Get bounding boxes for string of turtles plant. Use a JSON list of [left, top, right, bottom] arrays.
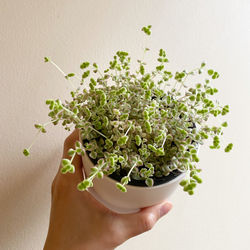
[[23, 25, 233, 195]]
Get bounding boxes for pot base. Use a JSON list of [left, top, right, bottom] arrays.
[[88, 187, 140, 214]]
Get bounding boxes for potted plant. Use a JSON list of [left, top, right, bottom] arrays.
[[23, 25, 233, 213]]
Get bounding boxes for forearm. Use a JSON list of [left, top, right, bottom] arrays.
[[44, 242, 114, 250], [44, 233, 115, 250]]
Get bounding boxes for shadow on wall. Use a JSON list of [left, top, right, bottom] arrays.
[[0, 148, 60, 248]]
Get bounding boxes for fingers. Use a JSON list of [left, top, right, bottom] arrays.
[[56, 129, 84, 185], [120, 202, 173, 238]]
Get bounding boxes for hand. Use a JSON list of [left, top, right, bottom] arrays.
[[44, 130, 172, 250]]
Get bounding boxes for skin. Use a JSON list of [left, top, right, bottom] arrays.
[[44, 130, 172, 250]]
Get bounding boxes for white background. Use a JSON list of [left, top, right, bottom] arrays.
[[1, 0, 250, 249]]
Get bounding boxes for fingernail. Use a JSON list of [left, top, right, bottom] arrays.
[[160, 203, 172, 217]]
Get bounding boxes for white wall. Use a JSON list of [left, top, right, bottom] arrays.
[[1, 0, 249, 249]]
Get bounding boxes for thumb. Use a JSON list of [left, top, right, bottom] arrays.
[[120, 202, 173, 238]]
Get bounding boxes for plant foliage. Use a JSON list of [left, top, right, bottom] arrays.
[[23, 26, 233, 195]]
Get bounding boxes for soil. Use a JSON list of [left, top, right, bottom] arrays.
[[109, 168, 182, 187]]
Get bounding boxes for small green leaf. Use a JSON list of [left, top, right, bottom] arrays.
[[145, 178, 154, 187], [82, 70, 90, 79], [143, 110, 149, 121], [90, 167, 99, 174], [80, 62, 90, 69], [117, 136, 128, 146], [118, 156, 125, 163], [201, 62, 206, 68], [65, 73, 75, 79], [166, 134, 173, 140], [34, 124, 42, 129], [141, 25, 152, 36], [140, 65, 145, 75], [68, 149, 75, 156], [221, 122, 228, 127], [121, 176, 130, 185], [77, 179, 93, 191], [193, 175, 202, 184], [89, 151, 97, 159], [148, 144, 157, 152], [68, 164, 75, 173], [180, 179, 188, 186], [109, 156, 115, 167], [156, 148, 165, 156], [73, 107, 79, 114], [61, 158, 71, 167], [190, 149, 197, 154], [135, 135, 142, 146], [75, 141, 81, 148], [97, 158, 105, 165], [97, 171, 104, 179], [120, 113, 129, 121], [189, 96, 195, 101], [116, 183, 127, 192], [145, 121, 152, 133], [41, 127, 46, 133], [224, 143, 233, 152], [23, 148, 30, 156], [208, 69, 214, 75]]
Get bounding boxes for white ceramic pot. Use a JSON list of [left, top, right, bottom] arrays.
[[81, 151, 186, 214]]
